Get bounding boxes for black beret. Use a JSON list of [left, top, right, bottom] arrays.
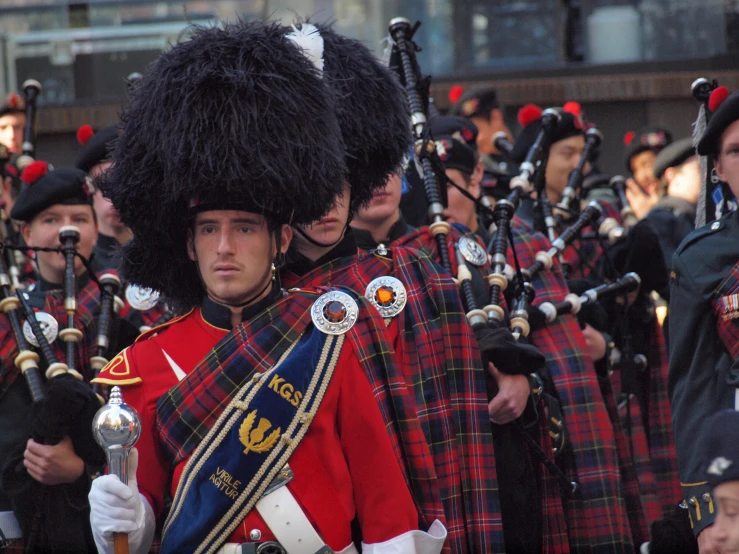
[[697, 89, 739, 156], [452, 88, 499, 119], [429, 116, 478, 148], [703, 410, 739, 488], [623, 126, 672, 172], [435, 136, 476, 175], [0, 93, 24, 118], [11, 164, 93, 222], [75, 125, 118, 174], [653, 137, 696, 179], [510, 110, 585, 165]]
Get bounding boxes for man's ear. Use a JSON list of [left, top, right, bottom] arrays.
[[20, 221, 31, 246], [186, 230, 196, 262], [280, 224, 293, 254]]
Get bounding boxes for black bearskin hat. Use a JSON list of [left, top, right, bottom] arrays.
[[100, 20, 347, 310], [287, 22, 411, 214]]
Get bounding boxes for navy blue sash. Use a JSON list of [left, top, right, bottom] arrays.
[[160, 327, 343, 554]]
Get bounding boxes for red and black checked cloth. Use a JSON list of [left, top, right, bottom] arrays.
[[712, 259, 739, 360], [509, 220, 636, 551], [283, 247, 506, 554], [0, 276, 102, 398], [394, 226, 570, 554]]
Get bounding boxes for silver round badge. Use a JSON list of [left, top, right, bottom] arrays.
[[458, 237, 487, 266], [23, 312, 59, 347], [364, 276, 407, 319], [125, 284, 161, 311], [311, 291, 359, 335]]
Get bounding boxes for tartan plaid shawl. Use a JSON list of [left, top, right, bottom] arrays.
[[559, 205, 682, 521], [0, 276, 101, 399], [283, 247, 505, 554], [393, 227, 569, 553], [508, 220, 634, 551]]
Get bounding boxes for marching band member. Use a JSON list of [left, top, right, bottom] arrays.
[[89, 20, 445, 554]]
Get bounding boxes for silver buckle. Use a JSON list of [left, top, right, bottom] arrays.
[[261, 464, 294, 498]]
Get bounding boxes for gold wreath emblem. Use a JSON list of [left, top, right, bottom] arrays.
[[239, 410, 281, 456]]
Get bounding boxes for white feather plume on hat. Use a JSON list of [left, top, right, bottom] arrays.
[[286, 23, 324, 75]]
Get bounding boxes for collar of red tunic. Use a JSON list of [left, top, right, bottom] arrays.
[[199, 283, 282, 331]]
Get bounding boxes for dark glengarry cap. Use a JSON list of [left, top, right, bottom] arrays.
[[653, 137, 696, 179], [703, 410, 739, 488], [10, 162, 93, 222], [623, 125, 673, 172], [697, 89, 739, 156], [295, 22, 411, 213], [452, 87, 500, 120], [509, 103, 586, 165], [0, 93, 24, 118], [75, 125, 119, 174], [101, 20, 347, 310], [429, 115, 478, 148], [435, 136, 476, 176]]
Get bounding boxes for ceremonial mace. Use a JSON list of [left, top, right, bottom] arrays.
[[92, 386, 142, 554]]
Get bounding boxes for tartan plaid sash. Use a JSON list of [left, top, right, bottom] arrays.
[[284, 246, 505, 554], [713, 260, 739, 360], [155, 292, 316, 465], [160, 326, 340, 554]]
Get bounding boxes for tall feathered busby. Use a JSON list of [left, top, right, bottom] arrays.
[[100, 20, 347, 310], [287, 21, 411, 214]]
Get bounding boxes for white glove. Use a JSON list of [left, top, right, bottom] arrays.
[[89, 448, 155, 554]]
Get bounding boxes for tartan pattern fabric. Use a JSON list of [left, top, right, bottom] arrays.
[[713, 260, 739, 360], [283, 246, 505, 554], [283, 247, 504, 553], [0, 276, 101, 399], [398, 225, 571, 553], [509, 220, 634, 551], [394, 227, 570, 553]]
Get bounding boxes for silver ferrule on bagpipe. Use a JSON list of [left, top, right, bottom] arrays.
[[554, 127, 603, 223], [389, 17, 454, 275], [90, 273, 124, 375], [492, 131, 514, 160], [0, 248, 46, 402], [15, 79, 42, 171], [58, 225, 83, 374], [453, 244, 488, 329], [609, 175, 639, 229], [486, 109, 563, 329], [538, 271, 641, 324], [523, 201, 603, 282]]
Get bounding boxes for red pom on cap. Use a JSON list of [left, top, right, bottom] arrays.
[[623, 131, 636, 146], [7, 93, 20, 109], [76, 124, 94, 146], [708, 86, 730, 113], [448, 85, 465, 105], [563, 101, 582, 117], [21, 161, 49, 185], [5, 164, 18, 177], [518, 104, 543, 128]]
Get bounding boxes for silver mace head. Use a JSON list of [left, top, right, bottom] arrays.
[[92, 386, 141, 485]]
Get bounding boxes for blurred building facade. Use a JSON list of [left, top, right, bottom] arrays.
[[1, 0, 737, 175]]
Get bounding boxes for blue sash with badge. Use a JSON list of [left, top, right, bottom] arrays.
[[160, 326, 344, 554]]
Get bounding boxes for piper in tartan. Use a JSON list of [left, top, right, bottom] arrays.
[[88, 20, 446, 554], [669, 88, 739, 553]]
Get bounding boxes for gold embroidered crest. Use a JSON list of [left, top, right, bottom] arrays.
[[239, 410, 281, 456]]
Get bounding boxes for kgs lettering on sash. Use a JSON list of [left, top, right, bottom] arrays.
[[268, 374, 303, 406]]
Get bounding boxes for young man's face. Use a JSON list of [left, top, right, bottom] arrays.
[[714, 480, 739, 553], [716, 119, 739, 201], [353, 173, 402, 226], [471, 109, 505, 156], [188, 210, 291, 307], [293, 184, 351, 256], [545, 135, 585, 204], [22, 204, 98, 283], [630, 150, 659, 191], [665, 157, 701, 205], [443, 168, 480, 233], [0, 113, 25, 154]]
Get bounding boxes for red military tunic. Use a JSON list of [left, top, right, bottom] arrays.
[[94, 299, 421, 551]]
